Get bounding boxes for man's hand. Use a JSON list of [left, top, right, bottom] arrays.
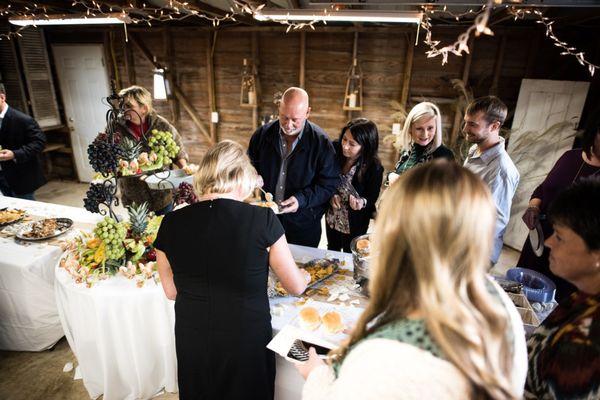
[[0, 149, 15, 161], [294, 347, 327, 380], [522, 206, 540, 230], [330, 194, 341, 209], [279, 196, 299, 213], [349, 194, 365, 211]]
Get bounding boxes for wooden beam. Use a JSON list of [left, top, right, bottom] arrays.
[[251, 31, 260, 131], [129, 32, 214, 145], [206, 31, 218, 142], [123, 35, 136, 86], [163, 26, 179, 123], [490, 34, 507, 96], [400, 31, 415, 109], [299, 31, 306, 88], [450, 39, 474, 146], [525, 30, 542, 78]]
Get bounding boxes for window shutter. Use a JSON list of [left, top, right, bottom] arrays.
[[18, 28, 62, 130], [0, 28, 29, 114]]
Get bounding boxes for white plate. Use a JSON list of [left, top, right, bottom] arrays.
[[529, 223, 545, 257], [144, 169, 193, 190]]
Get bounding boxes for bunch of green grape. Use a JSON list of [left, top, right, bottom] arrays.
[[94, 217, 127, 260], [148, 129, 179, 167]]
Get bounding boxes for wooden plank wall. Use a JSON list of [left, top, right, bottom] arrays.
[[45, 24, 598, 171]]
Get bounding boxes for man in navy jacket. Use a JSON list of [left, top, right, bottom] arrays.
[[248, 87, 339, 247], [0, 84, 47, 199]]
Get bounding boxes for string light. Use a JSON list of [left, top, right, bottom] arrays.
[[0, 0, 258, 40], [419, 0, 495, 65], [509, 7, 598, 76]]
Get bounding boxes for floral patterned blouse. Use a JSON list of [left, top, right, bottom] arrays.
[[326, 165, 357, 234], [525, 290, 600, 399]]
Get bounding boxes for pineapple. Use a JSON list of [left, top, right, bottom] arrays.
[[128, 202, 149, 239], [120, 137, 142, 162]]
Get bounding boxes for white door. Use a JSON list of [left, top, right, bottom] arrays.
[[52, 45, 110, 182], [504, 79, 589, 250]]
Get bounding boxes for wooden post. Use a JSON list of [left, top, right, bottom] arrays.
[[124, 34, 136, 86], [129, 32, 214, 145], [299, 31, 306, 88], [450, 39, 474, 146], [400, 32, 415, 109], [347, 31, 359, 121], [164, 26, 179, 123], [251, 31, 260, 131], [206, 31, 218, 142], [490, 34, 507, 96]]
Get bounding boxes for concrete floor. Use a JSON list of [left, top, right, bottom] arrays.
[[0, 179, 521, 399]]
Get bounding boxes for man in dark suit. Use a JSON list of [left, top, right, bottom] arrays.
[[248, 87, 340, 247], [0, 83, 47, 200]]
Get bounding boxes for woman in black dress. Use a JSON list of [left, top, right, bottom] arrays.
[[326, 118, 384, 252], [155, 140, 310, 400]]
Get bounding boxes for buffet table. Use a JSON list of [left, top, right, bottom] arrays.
[[55, 243, 357, 400], [0, 196, 100, 351]]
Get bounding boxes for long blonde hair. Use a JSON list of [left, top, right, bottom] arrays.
[[398, 101, 443, 153], [193, 140, 258, 199], [332, 161, 517, 399]]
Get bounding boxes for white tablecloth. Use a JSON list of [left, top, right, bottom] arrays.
[[55, 268, 178, 400], [0, 196, 100, 351], [55, 243, 352, 400]]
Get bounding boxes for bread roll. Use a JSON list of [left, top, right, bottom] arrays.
[[322, 311, 344, 334], [298, 307, 321, 331]]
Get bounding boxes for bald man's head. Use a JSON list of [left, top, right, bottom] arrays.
[[279, 87, 311, 136]]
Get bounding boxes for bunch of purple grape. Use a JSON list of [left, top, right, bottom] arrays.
[[87, 134, 125, 175], [83, 182, 114, 213], [174, 182, 198, 205]]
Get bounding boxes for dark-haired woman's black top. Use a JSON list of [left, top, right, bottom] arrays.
[[332, 141, 384, 237], [154, 199, 284, 400]]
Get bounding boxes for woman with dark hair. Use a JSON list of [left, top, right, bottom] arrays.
[[326, 118, 384, 252], [518, 112, 600, 302], [525, 177, 600, 399]]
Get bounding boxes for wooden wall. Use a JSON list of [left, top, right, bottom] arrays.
[[41, 23, 600, 172]]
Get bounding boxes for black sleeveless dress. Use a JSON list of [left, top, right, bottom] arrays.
[[154, 199, 284, 400]]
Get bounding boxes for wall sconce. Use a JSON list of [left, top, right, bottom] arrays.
[[240, 58, 257, 108], [153, 68, 167, 100], [343, 58, 363, 111]]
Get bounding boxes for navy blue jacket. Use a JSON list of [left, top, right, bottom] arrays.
[[0, 106, 47, 195], [248, 120, 340, 232]]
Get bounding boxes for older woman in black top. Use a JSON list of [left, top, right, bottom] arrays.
[[326, 118, 384, 253], [155, 140, 310, 400]]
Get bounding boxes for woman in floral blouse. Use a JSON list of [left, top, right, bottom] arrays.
[[326, 118, 383, 252], [525, 177, 600, 399]]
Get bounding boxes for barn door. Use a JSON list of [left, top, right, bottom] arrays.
[[504, 79, 589, 250]]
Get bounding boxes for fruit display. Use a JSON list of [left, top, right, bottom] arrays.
[[87, 135, 126, 175], [60, 202, 164, 287], [147, 129, 180, 168], [83, 182, 115, 214], [174, 182, 198, 206]]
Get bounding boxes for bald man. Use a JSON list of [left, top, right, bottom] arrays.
[[248, 87, 340, 247]]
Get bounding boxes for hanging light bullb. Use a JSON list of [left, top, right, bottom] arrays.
[[240, 58, 257, 107], [343, 58, 363, 111]]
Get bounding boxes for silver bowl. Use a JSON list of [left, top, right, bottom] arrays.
[[350, 234, 372, 286]]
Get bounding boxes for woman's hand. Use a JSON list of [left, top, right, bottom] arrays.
[[295, 347, 327, 380], [387, 172, 400, 186], [522, 206, 540, 230], [330, 194, 342, 209], [348, 195, 365, 211]]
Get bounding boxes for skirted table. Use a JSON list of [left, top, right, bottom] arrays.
[[0, 197, 100, 351]]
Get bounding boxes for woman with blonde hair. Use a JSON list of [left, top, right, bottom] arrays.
[[116, 85, 188, 215], [155, 140, 310, 400], [387, 102, 454, 185], [297, 161, 527, 400]]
